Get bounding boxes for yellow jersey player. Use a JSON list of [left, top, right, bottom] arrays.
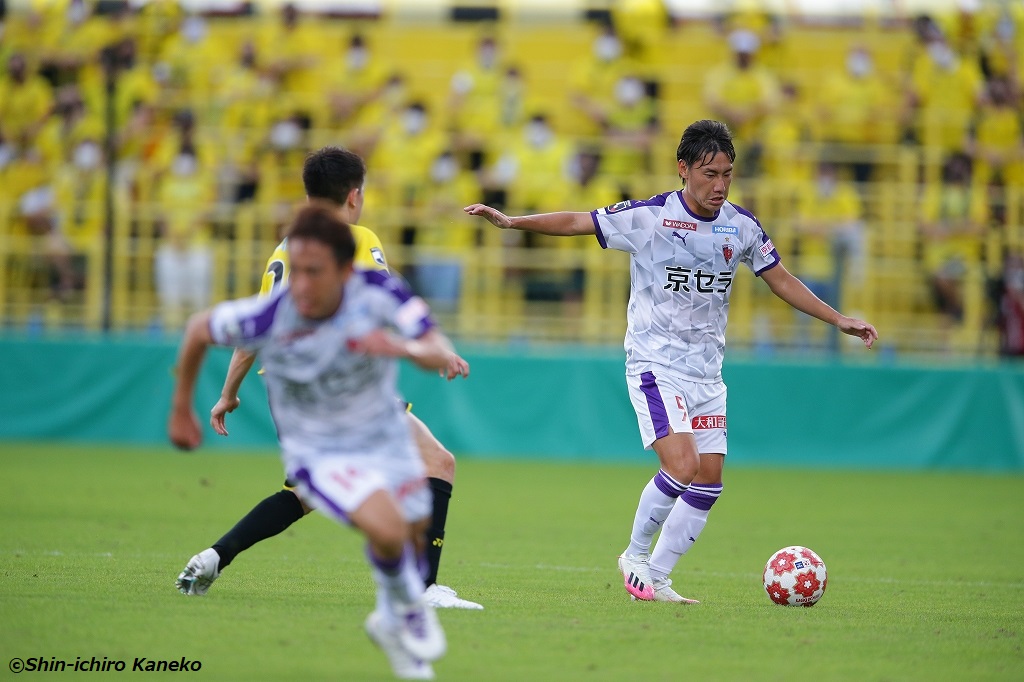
[[175, 146, 483, 610], [259, 223, 388, 296]]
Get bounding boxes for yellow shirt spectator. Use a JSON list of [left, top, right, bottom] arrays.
[[702, 32, 781, 144], [796, 172, 863, 282], [919, 158, 986, 276], [972, 78, 1023, 187], [911, 42, 983, 153], [0, 55, 54, 144]]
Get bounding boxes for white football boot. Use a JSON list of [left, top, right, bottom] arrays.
[[365, 611, 435, 680], [175, 548, 221, 596], [396, 599, 446, 662], [423, 584, 484, 610], [617, 553, 655, 600], [651, 577, 700, 604]]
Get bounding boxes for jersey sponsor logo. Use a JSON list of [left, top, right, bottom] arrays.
[[279, 328, 316, 344], [663, 219, 697, 231], [722, 244, 734, 263], [370, 247, 387, 267], [759, 239, 776, 259], [604, 200, 632, 214], [663, 267, 734, 294], [712, 224, 738, 234], [691, 415, 727, 429]]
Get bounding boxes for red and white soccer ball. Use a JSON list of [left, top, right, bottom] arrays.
[[763, 546, 828, 607]]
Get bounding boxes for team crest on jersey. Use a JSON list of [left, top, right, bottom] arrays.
[[605, 200, 632, 214], [722, 244, 734, 263], [663, 219, 697, 231], [370, 247, 387, 267]]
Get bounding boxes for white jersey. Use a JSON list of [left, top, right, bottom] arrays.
[[208, 269, 434, 466], [591, 190, 780, 382]]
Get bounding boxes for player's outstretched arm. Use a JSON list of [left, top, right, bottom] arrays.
[[761, 263, 878, 349], [169, 310, 214, 451], [349, 328, 470, 379], [463, 204, 595, 237], [210, 348, 256, 436]]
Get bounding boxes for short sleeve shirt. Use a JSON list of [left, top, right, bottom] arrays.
[[591, 190, 780, 381], [209, 270, 434, 461]]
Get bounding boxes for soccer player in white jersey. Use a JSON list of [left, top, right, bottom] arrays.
[[465, 119, 878, 603], [169, 203, 468, 679], [176, 147, 482, 611]]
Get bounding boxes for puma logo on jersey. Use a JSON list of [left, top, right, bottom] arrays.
[[672, 231, 688, 245]]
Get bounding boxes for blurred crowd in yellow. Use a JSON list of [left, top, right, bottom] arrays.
[[0, 0, 1023, 356]]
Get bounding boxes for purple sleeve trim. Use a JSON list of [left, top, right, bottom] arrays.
[[413, 316, 437, 339], [362, 269, 414, 305], [247, 294, 284, 340], [731, 202, 763, 228], [591, 210, 608, 249], [755, 259, 781, 277], [633, 190, 672, 208]]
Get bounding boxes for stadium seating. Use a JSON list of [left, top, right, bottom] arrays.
[[0, 3, 1020, 357]]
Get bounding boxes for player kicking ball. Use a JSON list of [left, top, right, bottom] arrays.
[[465, 119, 877, 604], [169, 204, 467, 679]]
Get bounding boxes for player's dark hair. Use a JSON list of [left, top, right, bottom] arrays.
[[302, 146, 366, 206], [676, 120, 736, 169], [287, 202, 357, 267]]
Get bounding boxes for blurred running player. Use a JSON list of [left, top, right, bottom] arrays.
[[169, 203, 465, 678], [176, 146, 482, 610]]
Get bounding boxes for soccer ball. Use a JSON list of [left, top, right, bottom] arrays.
[[763, 546, 827, 606]]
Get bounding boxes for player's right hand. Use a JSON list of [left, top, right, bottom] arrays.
[[169, 407, 203, 451], [441, 353, 470, 381], [210, 396, 241, 436], [463, 203, 513, 229]]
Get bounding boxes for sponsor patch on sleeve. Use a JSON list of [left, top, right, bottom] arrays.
[[604, 200, 632, 214], [370, 247, 387, 268], [759, 239, 776, 259]]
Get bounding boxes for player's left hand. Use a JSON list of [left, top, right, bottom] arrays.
[[169, 407, 203, 451], [837, 316, 878, 349], [441, 353, 470, 380]]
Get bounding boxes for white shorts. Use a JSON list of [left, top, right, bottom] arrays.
[[286, 454, 432, 526], [626, 371, 728, 455]]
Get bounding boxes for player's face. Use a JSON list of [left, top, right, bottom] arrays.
[[679, 152, 733, 217], [288, 238, 354, 320]]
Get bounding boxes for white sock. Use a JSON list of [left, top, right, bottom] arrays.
[[649, 483, 722, 580], [368, 544, 423, 624], [624, 470, 688, 556]]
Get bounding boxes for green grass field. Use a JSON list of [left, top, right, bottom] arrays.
[[2, 443, 1022, 681]]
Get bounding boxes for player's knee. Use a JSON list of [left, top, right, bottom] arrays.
[[661, 449, 699, 484], [423, 443, 455, 481], [287, 488, 315, 515]]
